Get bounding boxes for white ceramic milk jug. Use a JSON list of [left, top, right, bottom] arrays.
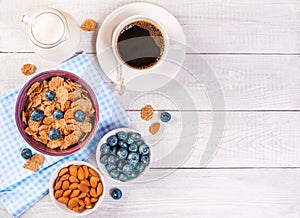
[[21, 8, 81, 62]]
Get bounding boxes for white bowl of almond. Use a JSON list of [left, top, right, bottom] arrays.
[[49, 161, 105, 216]]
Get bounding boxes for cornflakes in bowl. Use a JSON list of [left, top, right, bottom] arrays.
[[15, 70, 99, 156]]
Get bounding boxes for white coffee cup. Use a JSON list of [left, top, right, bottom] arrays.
[[111, 15, 169, 72]]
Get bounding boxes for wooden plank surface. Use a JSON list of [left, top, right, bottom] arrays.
[[2, 53, 300, 110], [1, 0, 300, 53], [1, 169, 300, 218]]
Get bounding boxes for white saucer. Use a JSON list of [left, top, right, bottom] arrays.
[[96, 3, 186, 91]]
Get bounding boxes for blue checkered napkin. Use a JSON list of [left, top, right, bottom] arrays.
[[0, 53, 131, 217]]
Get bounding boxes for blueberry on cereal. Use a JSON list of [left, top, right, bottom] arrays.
[[48, 129, 61, 140], [74, 110, 86, 122], [30, 109, 44, 122], [45, 90, 55, 101], [53, 109, 64, 120]]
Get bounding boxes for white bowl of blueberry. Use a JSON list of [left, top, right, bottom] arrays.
[[96, 128, 151, 182]]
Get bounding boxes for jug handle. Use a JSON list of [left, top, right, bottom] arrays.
[[20, 15, 30, 25]]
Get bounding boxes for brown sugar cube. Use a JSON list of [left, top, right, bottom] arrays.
[[81, 19, 97, 31], [21, 64, 36, 75]]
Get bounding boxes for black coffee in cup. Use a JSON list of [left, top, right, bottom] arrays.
[[116, 20, 165, 69]]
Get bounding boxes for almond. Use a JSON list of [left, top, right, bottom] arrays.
[[69, 183, 78, 190], [63, 190, 72, 197], [90, 188, 98, 198], [78, 199, 85, 207], [82, 165, 89, 179], [69, 176, 79, 183], [70, 189, 80, 198], [84, 197, 92, 208], [90, 176, 98, 188], [60, 174, 70, 181], [54, 180, 62, 190], [62, 181, 70, 190], [69, 165, 77, 177], [71, 206, 79, 212], [78, 192, 87, 199], [81, 180, 91, 187], [78, 184, 89, 193], [58, 197, 69, 204], [96, 182, 103, 196], [68, 197, 79, 209], [54, 189, 63, 199], [58, 167, 69, 177], [78, 167, 85, 181], [91, 197, 98, 203], [88, 168, 99, 177]]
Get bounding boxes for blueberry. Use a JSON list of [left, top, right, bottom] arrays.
[[105, 164, 116, 172], [108, 155, 119, 165], [110, 169, 120, 179], [118, 141, 128, 149], [118, 160, 126, 169], [139, 144, 150, 156], [111, 188, 122, 200], [122, 164, 133, 176], [117, 148, 128, 160], [127, 170, 137, 179], [119, 173, 128, 182], [30, 109, 44, 122], [100, 143, 110, 154], [74, 110, 86, 122], [45, 90, 55, 101], [136, 162, 145, 173], [126, 137, 134, 145], [48, 129, 61, 140], [117, 131, 128, 141], [141, 155, 150, 165], [53, 109, 64, 120], [100, 155, 108, 165], [128, 144, 138, 152], [160, 112, 171, 123], [129, 132, 141, 141], [21, 148, 32, 159], [110, 147, 118, 155], [107, 135, 118, 146], [127, 152, 140, 166]]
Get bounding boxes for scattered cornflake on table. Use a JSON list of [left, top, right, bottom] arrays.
[[81, 19, 97, 31], [149, 122, 160, 135], [23, 154, 45, 172], [21, 63, 36, 76], [141, 105, 154, 121]]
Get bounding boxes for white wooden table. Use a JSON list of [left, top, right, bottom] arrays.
[[2, 0, 300, 217]]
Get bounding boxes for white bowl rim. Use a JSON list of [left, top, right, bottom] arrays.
[[49, 160, 105, 216], [96, 127, 152, 183]]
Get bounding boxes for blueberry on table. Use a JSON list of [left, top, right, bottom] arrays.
[[74, 110, 86, 122], [139, 144, 150, 156], [160, 112, 171, 123], [48, 129, 61, 140], [100, 143, 110, 154], [111, 188, 122, 200], [21, 148, 32, 159], [117, 131, 128, 141], [30, 109, 44, 122], [107, 135, 118, 146], [53, 109, 64, 120], [45, 90, 55, 101], [129, 132, 141, 142], [128, 144, 138, 152]]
